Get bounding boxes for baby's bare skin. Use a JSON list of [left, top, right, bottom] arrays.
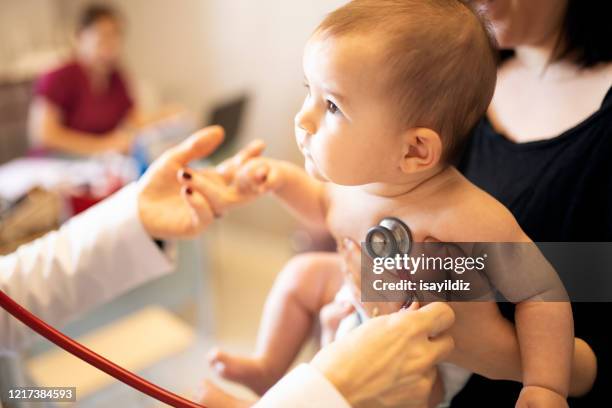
[[330, 167, 593, 397], [189, 158, 592, 406], [328, 168, 522, 374]]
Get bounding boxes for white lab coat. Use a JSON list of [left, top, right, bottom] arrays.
[[0, 184, 350, 408]]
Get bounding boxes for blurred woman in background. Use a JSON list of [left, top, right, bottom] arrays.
[[28, 4, 166, 156]]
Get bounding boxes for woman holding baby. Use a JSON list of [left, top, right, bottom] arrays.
[[454, 0, 612, 406]]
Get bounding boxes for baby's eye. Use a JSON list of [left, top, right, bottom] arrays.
[[326, 100, 340, 115]]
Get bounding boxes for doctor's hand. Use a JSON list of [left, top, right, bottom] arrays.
[[177, 140, 268, 217], [311, 302, 455, 408], [137, 126, 227, 239]]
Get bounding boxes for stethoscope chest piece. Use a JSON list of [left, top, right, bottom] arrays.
[[365, 217, 413, 259]]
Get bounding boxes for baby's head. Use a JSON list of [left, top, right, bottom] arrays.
[[295, 0, 497, 186]]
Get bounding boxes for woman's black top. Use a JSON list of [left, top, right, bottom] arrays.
[[452, 85, 612, 407]]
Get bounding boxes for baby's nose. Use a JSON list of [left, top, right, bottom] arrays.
[[294, 110, 316, 136]]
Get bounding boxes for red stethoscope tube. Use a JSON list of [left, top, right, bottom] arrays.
[[0, 290, 205, 408]]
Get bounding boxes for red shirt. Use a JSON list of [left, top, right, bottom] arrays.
[[34, 61, 133, 135]]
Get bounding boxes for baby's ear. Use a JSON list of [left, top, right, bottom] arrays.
[[399, 127, 442, 174]]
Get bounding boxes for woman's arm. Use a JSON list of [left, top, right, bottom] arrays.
[[122, 105, 188, 130], [0, 184, 173, 350], [28, 98, 134, 155]]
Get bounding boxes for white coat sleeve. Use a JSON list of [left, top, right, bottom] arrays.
[[254, 364, 351, 408], [0, 183, 174, 351]]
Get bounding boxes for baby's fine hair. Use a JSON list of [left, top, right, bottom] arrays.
[[317, 0, 498, 162]]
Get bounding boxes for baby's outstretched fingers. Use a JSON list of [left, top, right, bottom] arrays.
[[235, 158, 275, 194], [216, 139, 266, 182]]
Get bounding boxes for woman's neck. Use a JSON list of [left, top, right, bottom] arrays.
[[512, 27, 577, 80], [76, 55, 112, 91]]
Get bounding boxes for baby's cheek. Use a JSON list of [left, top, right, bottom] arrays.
[[315, 137, 362, 185]]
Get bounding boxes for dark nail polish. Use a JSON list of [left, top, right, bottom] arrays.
[[182, 170, 192, 180], [186, 187, 193, 195]]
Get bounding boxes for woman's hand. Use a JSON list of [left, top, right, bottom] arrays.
[[311, 302, 455, 408], [137, 126, 226, 239], [104, 129, 135, 154]]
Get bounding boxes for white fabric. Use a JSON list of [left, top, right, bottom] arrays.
[[437, 362, 472, 407], [255, 364, 351, 408], [0, 183, 174, 351], [0, 184, 354, 406]]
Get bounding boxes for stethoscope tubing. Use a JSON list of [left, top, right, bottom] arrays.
[[1, 216, 414, 407], [0, 290, 205, 408]]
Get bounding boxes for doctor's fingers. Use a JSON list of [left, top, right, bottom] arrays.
[[216, 139, 266, 182], [181, 186, 216, 233], [374, 368, 436, 408], [412, 302, 456, 338], [424, 333, 455, 367], [168, 126, 225, 165], [180, 171, 241, 217]]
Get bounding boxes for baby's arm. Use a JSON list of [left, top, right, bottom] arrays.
[[514, 301, 573, 402], [493, 229, 573, 400], [235, 157, 328, 228], [465, 213, 574, 402], [177, 142, 328, 225], [437, 196, 575, 403]]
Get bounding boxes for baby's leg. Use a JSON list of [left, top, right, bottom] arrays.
[[445, 302, 597, 397], [197, 380, 254, 408], [209, 252, 344, 395]]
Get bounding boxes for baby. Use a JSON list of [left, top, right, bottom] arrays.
[[182, 1, 596, 406]]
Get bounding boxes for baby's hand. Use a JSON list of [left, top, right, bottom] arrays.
[[235, 157, 286, 196], [216, 139, 266, 183], [319, 300, 355, 347], [177, 139, 267, 217], [516, 386, 568, 408]]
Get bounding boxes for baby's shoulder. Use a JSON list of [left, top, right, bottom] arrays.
[[433, 179, 529, 243]]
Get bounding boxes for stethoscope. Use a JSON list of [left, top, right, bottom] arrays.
[[0, 217, 415, 407], [364, 217, 418, 309], [365, 217, 413, 260], [0, 291, 204, 408]]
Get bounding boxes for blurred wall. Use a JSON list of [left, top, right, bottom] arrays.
[[60, 0, 346, 153], [203, 0, 347, 159], [0, 0, 66, 79]]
